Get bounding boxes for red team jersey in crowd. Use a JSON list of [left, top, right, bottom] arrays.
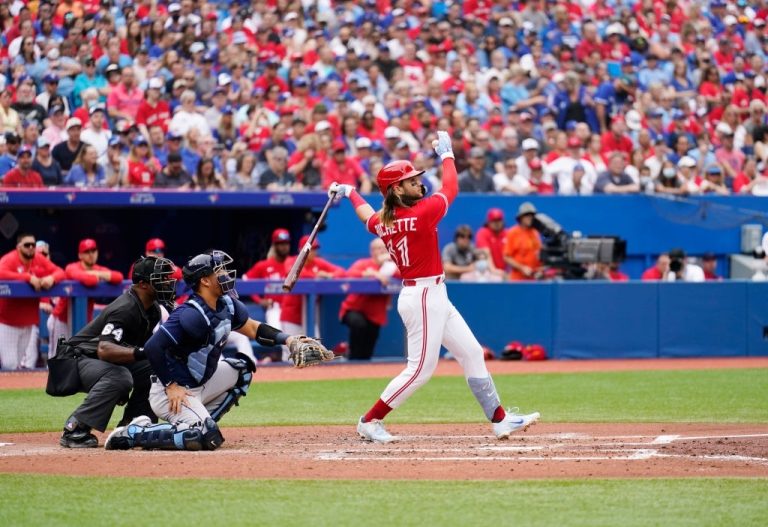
[[366, 193, 449, 280], [339, 257, 399, 327], [0, 250, 65, 326], [52, 262, 124, 323], [242, 256, 289, 304], [279, 256, 345, 325], [475, 226, 507, 271], [135, 99, 171, 132]]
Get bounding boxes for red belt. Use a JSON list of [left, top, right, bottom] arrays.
[[402, 276, 444, 287]]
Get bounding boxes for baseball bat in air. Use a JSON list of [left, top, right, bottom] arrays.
[[282, 190, 338, 292]]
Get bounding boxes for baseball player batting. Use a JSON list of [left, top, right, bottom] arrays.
[[329, 131, 540, 443]]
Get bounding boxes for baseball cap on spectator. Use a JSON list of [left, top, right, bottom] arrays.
[[488, 115, 504, 126], [299, 235, 320, 250], [706, 165, 722, 175], [567, 136, 581, 148], [173, 80, 187, 90], [166, 130, 182, 141], [469, 146, 485, 158], [37, 137, 50, 148], [486, 208, 504, 222], [565, 120, 579, 131], [5, 132, 20, 143], [293, 76, 309, 87], [78, 239, 98, 253], [395, 140, 409, 150], [647, 108, 664, 119], [133, 136, 148, 146], [43, 73, 59, 84], [272, 228, 291, 244], [606, 23, 625, 37], [314, 120, 331, 132], [724, 15, 738, 26], [89, 104, 106, 115], [218, 73, 232, 86], [516, 202, 538, 219], [542, 121, 557, 132], [529, 158, 543, 170], [552, 72, 566, 84], [145, 238, 165, 253], [678, 156, 697, 168], [702, 252, 717, 262], [384, 126, 401, 139], [715, 122, 734, 136], [332, 140, 346, 152], [17, 145, 33, 157], [221, 105, 234, 115], [520, 111, 534, 122], [105, 63, 121, 75], [66, 118, 82, 130], [48, 104, 65, 116], [355, 137, 372, 149], [285, 12, 298, 22], [671, 109, 686, 120], [522, 138, 539, 151], [189, 42, 205, 54], [202, 51, 216, 63], [167, 152, 182, 163], [499, 17, 513, 27], [108, 136, 122, 147], [168, 3, 181, 13], [148, 77, 164, 90]]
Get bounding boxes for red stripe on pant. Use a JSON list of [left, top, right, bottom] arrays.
[[385, 287, 429, 406]]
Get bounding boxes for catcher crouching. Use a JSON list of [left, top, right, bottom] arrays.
[[105, 250, 334, 451]]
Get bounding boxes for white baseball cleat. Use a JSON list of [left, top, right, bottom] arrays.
[[357, 417, 396, 443], [493, 410, 540, 439]]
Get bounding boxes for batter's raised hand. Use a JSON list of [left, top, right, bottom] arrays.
[[432, 130, 454, 160]]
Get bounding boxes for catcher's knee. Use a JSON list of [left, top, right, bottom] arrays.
[[210, 353, 255, 422]]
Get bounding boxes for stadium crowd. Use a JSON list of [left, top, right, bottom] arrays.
[[0, 1, 766, 194]]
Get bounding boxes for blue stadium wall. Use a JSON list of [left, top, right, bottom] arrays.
[[2, 191, 767, 359]]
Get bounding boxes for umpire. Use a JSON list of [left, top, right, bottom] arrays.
[[56, 256, 177, 448]]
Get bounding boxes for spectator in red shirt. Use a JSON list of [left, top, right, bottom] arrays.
[[641, 253, 670, 281], [242, 228, 292, 328], [321, 140, 372, 192], [2, 146, 43, 187], [47, 238, 124, 357], [340, 238, 399, 361], [136, 77, 171, 139], [125, 136, 160, 187], [279, 235, 344, 361], [701, 253, 722, 281], [0, 232, 65, 369], [475, 208, 508, 272], [600, 116, 633, 158]]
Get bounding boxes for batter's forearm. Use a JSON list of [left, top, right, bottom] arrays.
[[350, 189, 375, 224], [441, 158, 458, 203]]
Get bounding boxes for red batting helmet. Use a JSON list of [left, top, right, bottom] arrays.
[[482, 346, 496, 360], [523, 344, 548, 361], [376, 160, 424, 196], [501, 341, 524, 361]]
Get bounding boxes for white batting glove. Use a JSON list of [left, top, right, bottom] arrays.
[[431, 130, 454, 160], [328, 182, 354, 198]]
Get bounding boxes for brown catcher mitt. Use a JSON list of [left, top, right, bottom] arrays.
[[288, 336, 335, 368]]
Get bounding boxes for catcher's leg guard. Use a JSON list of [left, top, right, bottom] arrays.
[[209, 354, 254, 423], [131, 422, 207, 451], [201, 418, 224, 450]]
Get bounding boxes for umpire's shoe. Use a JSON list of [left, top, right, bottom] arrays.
[[60, 416, 98, 448]]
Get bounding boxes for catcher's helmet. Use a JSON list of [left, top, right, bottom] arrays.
[[183, 250, 238, 297], [131, 256, 177, 308], [376, 160, 424, 196]]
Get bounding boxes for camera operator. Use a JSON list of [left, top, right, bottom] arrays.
[[665, 248, 705, 282]]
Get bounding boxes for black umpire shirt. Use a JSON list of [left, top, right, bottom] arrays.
[[67, 288, 161, 358]]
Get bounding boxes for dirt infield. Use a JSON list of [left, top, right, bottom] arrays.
[[1, 358, 767, 480], [1, 423, 766, 480]]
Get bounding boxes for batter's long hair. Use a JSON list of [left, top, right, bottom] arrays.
[[378, 186, 405, 228]]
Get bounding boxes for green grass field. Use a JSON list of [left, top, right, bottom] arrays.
[[1, 368, 767, 526]]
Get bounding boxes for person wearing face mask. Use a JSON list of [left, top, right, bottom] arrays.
[[459, 252, 503, 283], [654, 160, 686, 195]]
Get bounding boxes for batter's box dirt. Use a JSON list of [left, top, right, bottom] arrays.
[[1, 423, 767, 480]]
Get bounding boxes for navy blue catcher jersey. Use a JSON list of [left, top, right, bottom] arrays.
[[147, 293, 249, 388]]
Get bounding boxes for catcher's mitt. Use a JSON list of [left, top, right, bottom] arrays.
[[288, 336, 335, 368]]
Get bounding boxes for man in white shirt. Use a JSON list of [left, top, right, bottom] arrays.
[[545, 136, 597, 195], [80, 105, 111, 166], [665, 248, 705, 282]]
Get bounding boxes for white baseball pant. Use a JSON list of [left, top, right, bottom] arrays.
[[380, 277, 489, 409], [46, 314, 71, 359], [0, 322, 36, 370], [149, 360, 239, 427]]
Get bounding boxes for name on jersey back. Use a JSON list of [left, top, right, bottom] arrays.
[[374, 217, 418, 238]]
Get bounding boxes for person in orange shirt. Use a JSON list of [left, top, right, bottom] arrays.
[[502, 202, 542, 281], [47, 239, 124, 358]]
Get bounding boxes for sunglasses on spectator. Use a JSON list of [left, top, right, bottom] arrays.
[[457, 234, 472, 239], [21, 242, 35, 248]]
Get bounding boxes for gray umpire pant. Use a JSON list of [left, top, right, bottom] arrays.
[[71, 357, 155, 432]]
